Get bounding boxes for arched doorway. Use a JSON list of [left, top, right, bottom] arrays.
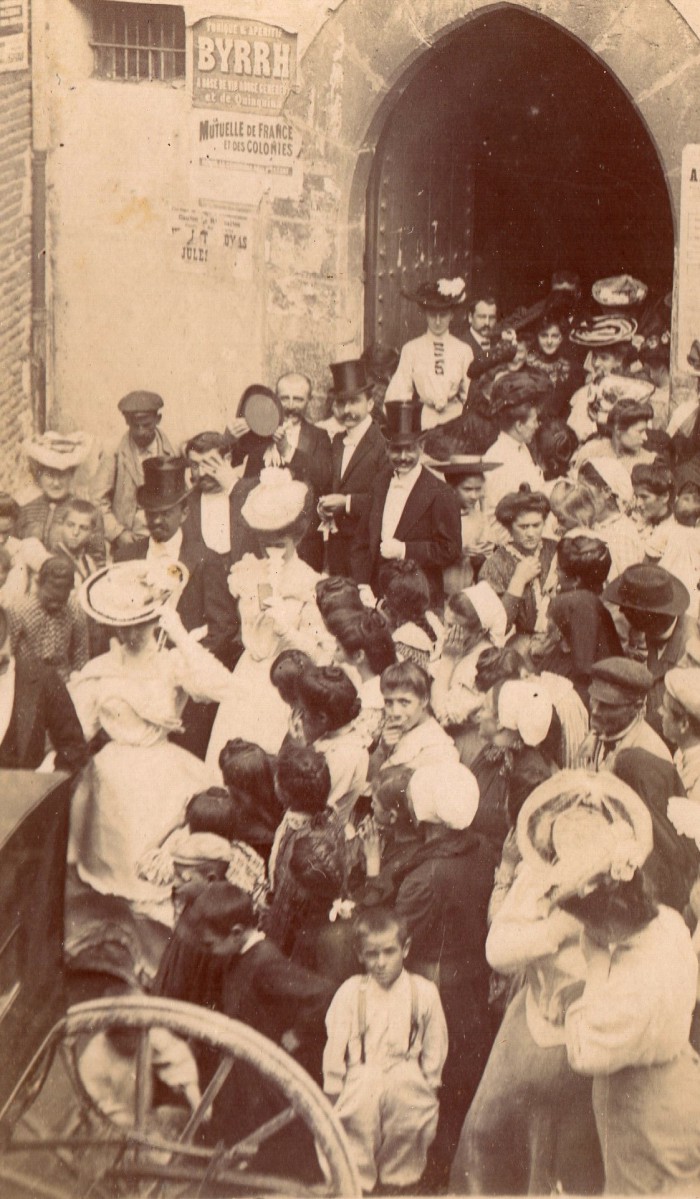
[[364, 5, 674, 351]]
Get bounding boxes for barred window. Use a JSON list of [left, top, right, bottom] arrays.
[[91, 2, 185, 81]]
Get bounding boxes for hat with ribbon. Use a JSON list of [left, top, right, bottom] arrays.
[[570, 314, 637, 347], [240, 466, 309, 532], [426, 454, 500, 478], [23, 430, 93, 472], [603, 563, 689, 617], [136, 456, 189, 511], [408, 762, 480, 829], [382, 401, 424, 444], [329, 359, 374, 400], [516, 769, 653, 903], [79, 559, 189, 627], [402, 277, 467, 310], [591, 275, 648, 308]]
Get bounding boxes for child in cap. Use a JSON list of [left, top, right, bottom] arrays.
[[323, 906, 447, 1193], [384, 278, 472, 428]]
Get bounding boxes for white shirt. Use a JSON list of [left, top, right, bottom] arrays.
[[0, 658, 16, 748], [385, 331, 473, 415], [340, 414, 373, 478], [200, 489, 232, 555], [147, 527, 183, 561], [263, 419, 302, 468], [483, 432, 546, 537], [381, 463, 422, 541]]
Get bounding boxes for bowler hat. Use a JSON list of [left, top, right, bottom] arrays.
[[402, 278, 466, 310], [329, 360, 373, 400], [136, 457, 189, 511], [118, 391, 164, 415], [589, 657, 654, 705], [603, 564, 689, 617], [382, 401, 424, 444]]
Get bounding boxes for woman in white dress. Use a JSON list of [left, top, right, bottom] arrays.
[[206, 468, 327, 767], [68, 560, 231, 927]]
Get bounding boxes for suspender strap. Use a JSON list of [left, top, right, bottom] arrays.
[[358, 976, 368, 1064], [406, 973, 420, 1059]]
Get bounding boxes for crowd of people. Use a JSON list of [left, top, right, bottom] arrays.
[[5, 268, 700, 1194]]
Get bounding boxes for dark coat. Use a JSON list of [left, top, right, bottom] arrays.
[[326, 422, 388, 577], [643, 614, 695, 741], [234, 420, 332, 500], [114, 526, 240, 668], [223, 937, 332, 1049], [0, 647, 87, 773], [351, 465, 461, 602]]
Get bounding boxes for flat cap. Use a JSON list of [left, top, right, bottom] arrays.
[[118, 391, 164, 414], [589, 657, 653, 704], [665, 667, 700, 722]]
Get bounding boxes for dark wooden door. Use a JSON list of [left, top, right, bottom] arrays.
[[365, 66, 474, 354]]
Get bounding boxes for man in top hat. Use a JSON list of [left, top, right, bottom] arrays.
[[351, 402, 461, 603], [113, 458, 239, 669], [481, 372, 549, 537], [318, 359, 388, 579], [18, 431, 104, 559], [385, 278, 473, 428], [577, 656, 672, 772], [603, 564, 693, 740], [91, 390, 174, 552], [114, 459, 240, 760]]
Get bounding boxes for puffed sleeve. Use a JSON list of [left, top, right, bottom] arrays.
[[486, 866, 581, 974]]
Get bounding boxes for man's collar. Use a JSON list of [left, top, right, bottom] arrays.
[[390, 462, 422, 488], [148, 526, 183, 558], [343, 414, 372, 444]]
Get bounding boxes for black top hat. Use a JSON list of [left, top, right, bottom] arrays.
[[329, 360, 373, 400], [382, 401, 424, 444], [136, 457, 189, 511]]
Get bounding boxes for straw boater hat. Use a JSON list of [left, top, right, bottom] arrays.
[[591, 275, 648, 308], [427, 454, 500, 478], [516, 769, 653, 903], [79, 559, 188, 627], [569, 314, 637, 347], [23, 430, 93, 472], [240, 466, 308, 532], [402, 277, 467, 310]]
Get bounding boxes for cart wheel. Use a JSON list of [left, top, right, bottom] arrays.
[[0, 996, 361, 1198]]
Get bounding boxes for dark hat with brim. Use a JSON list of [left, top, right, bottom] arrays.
[[382, 401, 425, 444], [602, 564, 689, 617], [136, 456, 190, 511], [427, 455, 500, 477], [402, 279, 466, 310], [329, 359, 374, 400]]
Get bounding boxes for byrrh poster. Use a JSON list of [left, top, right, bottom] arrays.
[[192, 16, 297, 113]]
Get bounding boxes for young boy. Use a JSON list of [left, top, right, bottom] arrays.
[[51, 497, 102, 584], [323, 906, 448, 1193]]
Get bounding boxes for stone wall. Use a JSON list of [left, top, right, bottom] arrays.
[[0, 52, 33, 490], [46, 0, 700, 440]]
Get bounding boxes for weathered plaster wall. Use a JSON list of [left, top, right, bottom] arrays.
[[47, 0, 700, 443]]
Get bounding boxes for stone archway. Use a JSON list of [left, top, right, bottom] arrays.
[[278, 0, 700, 390]]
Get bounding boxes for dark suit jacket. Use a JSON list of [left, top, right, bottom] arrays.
[[326, 422, 388, 577], [0, 648, 87, 773], [181, 479, 258, 569], [233, 420, 332, 497], [223, 938, 332, 1052], [351, 465, 461, 601], [114, 528, 240, 669]]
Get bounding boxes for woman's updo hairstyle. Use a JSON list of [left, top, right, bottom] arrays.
[[296, 664, 361, 733], [494, 484, 550, 530], [557, 535, 612, 593]]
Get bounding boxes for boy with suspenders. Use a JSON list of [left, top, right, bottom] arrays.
[[323, 907, 448, 1192]]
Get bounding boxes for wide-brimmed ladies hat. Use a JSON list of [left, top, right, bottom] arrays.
[[23, 430, 93, 471], [602, 563, 690, 617], [402, 277, 467, 310], [516, 769, 653, 902], [426, 454, 500, 476], [79, 559, 189, 627], [569, 314, 637, 346], [591, 275, 648, 307], [240, 466, 309, 532]]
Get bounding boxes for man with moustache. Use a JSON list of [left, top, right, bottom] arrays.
[[351, 401, 461, 603], [183, 430, 256, 567]]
